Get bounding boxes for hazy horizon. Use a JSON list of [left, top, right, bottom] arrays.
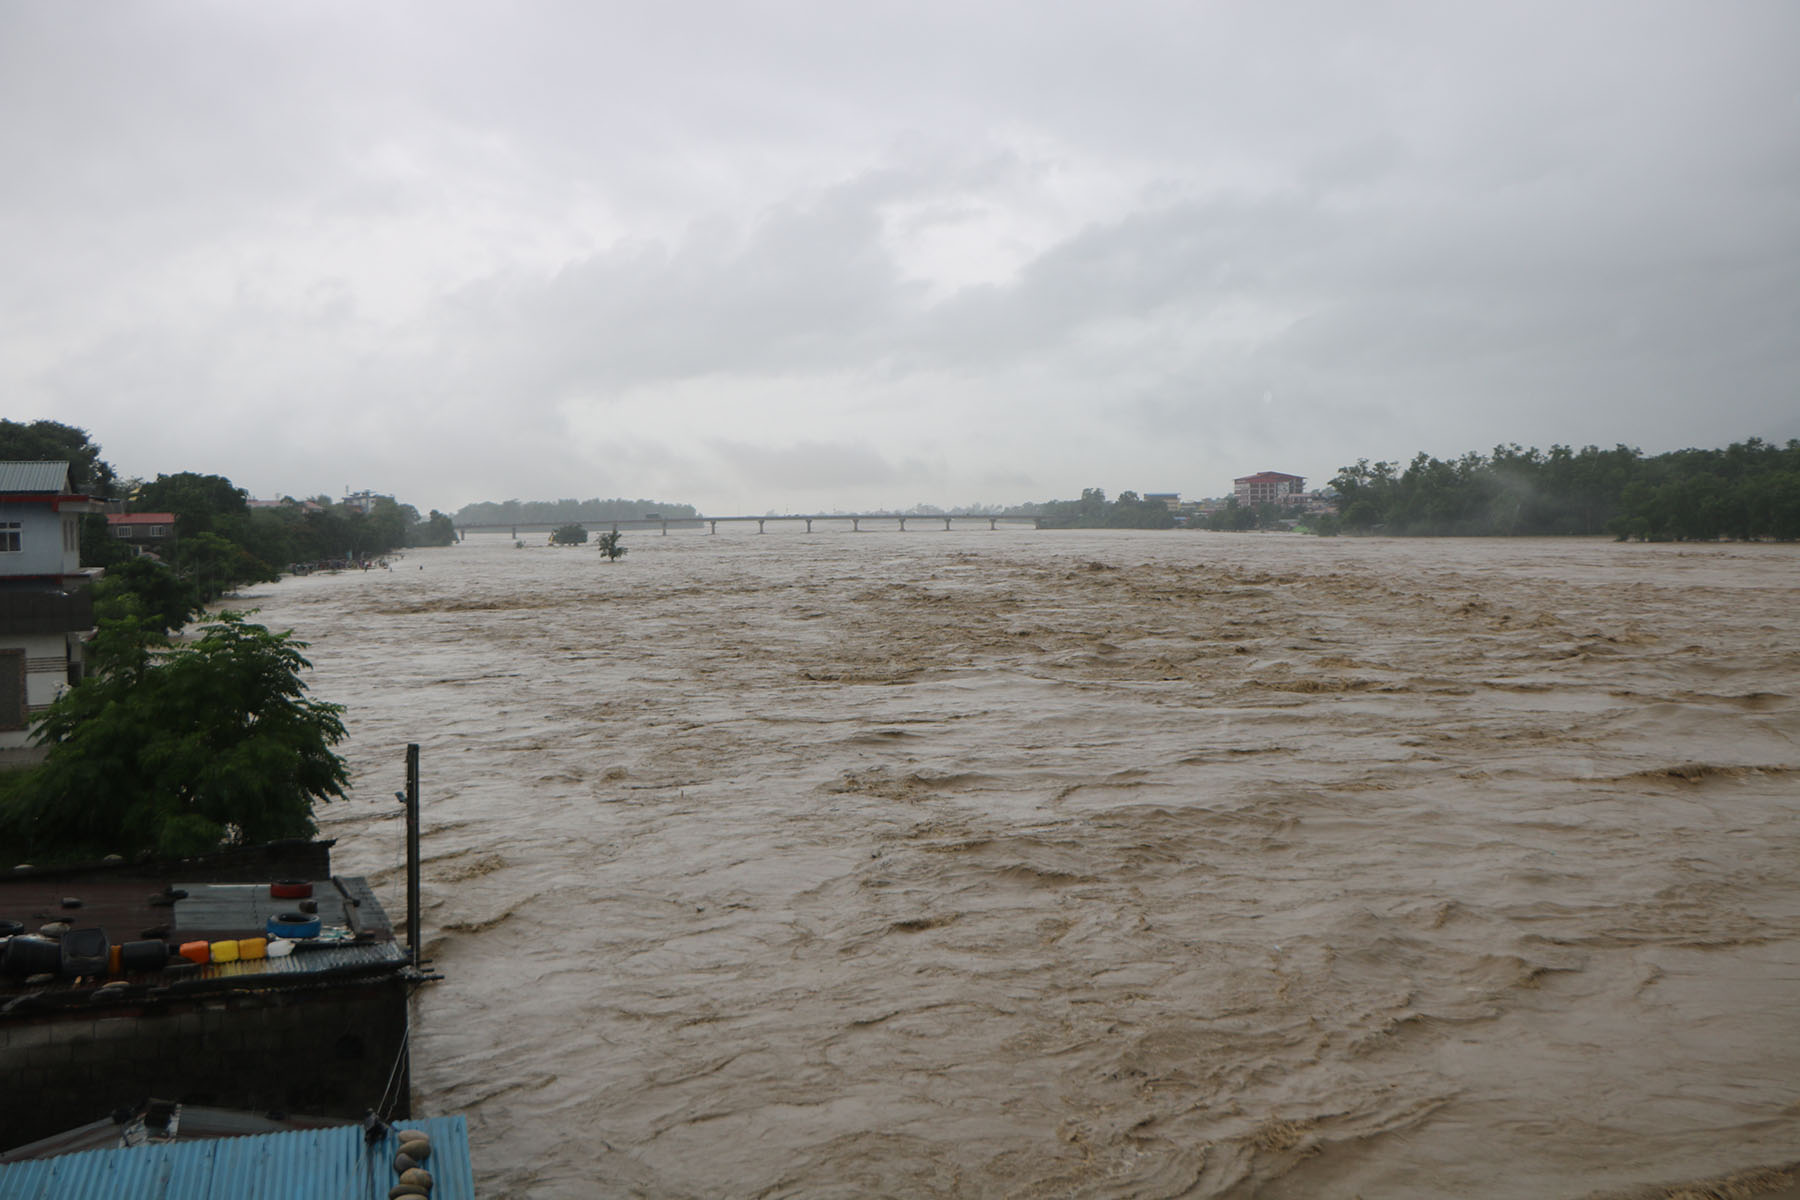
[[5, 3, 1796, 514]]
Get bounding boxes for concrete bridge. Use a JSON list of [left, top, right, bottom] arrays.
[[455, 513, 1045, 539]]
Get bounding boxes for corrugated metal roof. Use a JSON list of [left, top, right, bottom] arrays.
[[1, 1107, 350, 1162], [0, 1115, 474, 1199], [0, 462, 71, 494], [105, 512, 176, 525]]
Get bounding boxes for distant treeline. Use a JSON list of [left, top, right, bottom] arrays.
[[1031, 489, 1176, 529], [453, 498, 701, 525], [1331, 439, 1800, 540]]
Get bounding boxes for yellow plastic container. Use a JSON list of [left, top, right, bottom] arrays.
[[210, 939, 240, 963], [237, 937, 268, 960], [109, 945, 123, 975]]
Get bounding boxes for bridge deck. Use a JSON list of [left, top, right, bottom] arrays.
[[456, 514, 1044, 535]]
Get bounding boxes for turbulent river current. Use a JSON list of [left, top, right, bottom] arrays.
[[238, 529, 1800, 1199]]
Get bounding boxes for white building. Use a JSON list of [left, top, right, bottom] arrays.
[[0, 462, 104, 751], [342, 490, 393, 514]]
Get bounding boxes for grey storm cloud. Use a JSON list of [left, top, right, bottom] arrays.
[[1, 0, 1796, 514]]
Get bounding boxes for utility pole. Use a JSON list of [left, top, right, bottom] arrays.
[[402, 744, 421, 968]]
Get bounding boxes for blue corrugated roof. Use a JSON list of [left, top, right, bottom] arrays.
[[0, 1115, 473, 1200]]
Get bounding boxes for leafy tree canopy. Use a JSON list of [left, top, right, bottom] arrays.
[[135, 472, 251, 538], [1035, 488, 1176, 529], [1328, 439, 1800, 540], [0, 419, 115, 495], [456, 497, 699, 524], [550, 522, 589, 545], [415, 510, 457, 547], [0, 613, 349, 861], [94, 556, 200, 634]]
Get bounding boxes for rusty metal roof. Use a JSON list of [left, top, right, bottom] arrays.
[[0, 876, 392, 947], [1, 876, 407, 1015], [0, 1114, 474, 1198]]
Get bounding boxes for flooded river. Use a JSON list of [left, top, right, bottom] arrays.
[[239, 530, 1800, 1198]]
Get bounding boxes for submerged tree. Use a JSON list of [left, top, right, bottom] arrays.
[[0, 613, 349, 860], [550, 522, 589, 545], [596, 530, 627, 561]]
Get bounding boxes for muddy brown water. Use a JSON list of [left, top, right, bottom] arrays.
[[236, 530, 1800, 1198]]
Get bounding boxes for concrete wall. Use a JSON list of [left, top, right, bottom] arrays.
[[0, 504, 77, 579], [0, 977, 411, 1152]]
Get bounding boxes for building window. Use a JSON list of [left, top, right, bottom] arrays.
[[0, 522, 20, 552], [148, 525, 166, 538], [113, 524, 133, 538]]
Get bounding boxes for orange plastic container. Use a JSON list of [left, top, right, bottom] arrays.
[[179, 940, 210, 965], [238, 937, 268, 960], [210, 939, 240, 963]]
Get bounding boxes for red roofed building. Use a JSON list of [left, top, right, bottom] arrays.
[[105, 512, 177, 557], [1233, 471, 1307, 506]]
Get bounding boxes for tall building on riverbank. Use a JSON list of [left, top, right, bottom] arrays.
[[1233, 471, 1307, 506]]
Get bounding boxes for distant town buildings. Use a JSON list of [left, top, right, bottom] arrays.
[[1234, 471, 1308, 506]]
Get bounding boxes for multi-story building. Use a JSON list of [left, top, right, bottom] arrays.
[[1233, 471, 1307, 506], [0, 462, 104, 751]]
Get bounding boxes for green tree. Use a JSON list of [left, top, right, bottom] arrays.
[[596, 530, 627, 560], [135, 472, 250, 538], [550, 522, 589, 545], [94, 556, 200, 634], [411, 509, 458, 547], [176, 531, 280, 606], [0, 613, 349, 860], [0, 419, 115, 494]]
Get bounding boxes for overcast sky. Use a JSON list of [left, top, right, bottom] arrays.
[[3, 2, 1796, 515]]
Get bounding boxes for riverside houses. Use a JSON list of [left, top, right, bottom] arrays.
[[0, 462, 103, 753]]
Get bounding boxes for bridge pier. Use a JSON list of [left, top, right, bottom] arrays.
[[898, 517, 907, 531], [757, 519, 765, 533], [709, 520, 717, 534], [943, 517, 952, 530], [989, 517, 998, 530], [661, 521, 668, 536], [804, 518, 813, 532], [851, 518, 860, 531]]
